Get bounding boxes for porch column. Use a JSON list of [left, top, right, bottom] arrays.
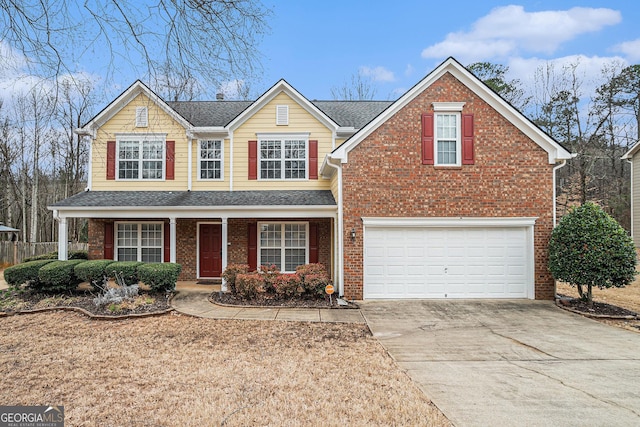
[[57, 216, 68, 260], [170, 217, 177, 263], [221, 217, 228, 291]]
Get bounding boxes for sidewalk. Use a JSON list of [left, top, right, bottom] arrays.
[[171, 287, 365, 323]]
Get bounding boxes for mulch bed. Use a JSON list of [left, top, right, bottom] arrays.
[[556, 293, 638, 318], [212, 291, 359, 309], [0, 289, 172, 317]]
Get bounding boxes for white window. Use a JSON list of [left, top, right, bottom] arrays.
[[116, 222, 163, 263], [435, 113, 460, 166], [259, 138, 306, 180], [276, 105, 289, 125], [117, 136, 165, 180], [135, 107, 148, 127], [258, 222, 307, 272], [199, 140, 223, 180]]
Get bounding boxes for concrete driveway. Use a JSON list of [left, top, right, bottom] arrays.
[[360, 300, 640, 427]]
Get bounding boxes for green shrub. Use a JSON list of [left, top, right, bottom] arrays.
[[3, 260, 55, 289], [273, 273, 302, 298], [235, 273, 264, 299], [23, 250, 88, 263], [296, 263, 331, 295], [74, 260, 115, 290], [221, 264, 250, 293], [549, 202, 637, 305], [69, 250, 88, 260], [137, 263, 182, 292], [105, 261, 143, 285], [37, 260, 85, 293]]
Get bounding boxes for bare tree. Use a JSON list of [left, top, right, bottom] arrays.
[[0, 1, 271, 99], [331, 72, 378, 100]]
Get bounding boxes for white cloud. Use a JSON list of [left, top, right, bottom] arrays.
[[421, 6, 621, 63], [218, 79, 245, 100], [404, 64, 415, 77], [359, 66, 395, 82], [613, 39, 640, 62]]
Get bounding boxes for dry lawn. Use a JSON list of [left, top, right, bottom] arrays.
[[0, 311, 450, 426], [556, 276, 640, 314]]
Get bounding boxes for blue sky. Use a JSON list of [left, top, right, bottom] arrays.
[[0, 1, 638, 104], [253, 0, 639, 100]]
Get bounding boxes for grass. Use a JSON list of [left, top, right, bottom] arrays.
[[0, 311, 450, 426]]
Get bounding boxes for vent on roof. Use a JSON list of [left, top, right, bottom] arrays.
[[216, 92, 224, 100], [276, 105, 289, 125], [135, 106, 148, 127]]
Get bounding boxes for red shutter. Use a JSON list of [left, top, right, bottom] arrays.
[[421, 114, 434, 165], [248, 223, 257, 270], [104, 222, 114, 260], [309, 140, 318, 179], [462, 114, 474, 165], [248, 140, 257, 180], [166, 140, 175, 180], [309, 223, 319, 264], [164, 222, 171, 262], [106, 141, 116, 180]]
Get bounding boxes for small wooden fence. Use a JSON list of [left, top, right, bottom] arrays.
[[0, 241, 88, 265]]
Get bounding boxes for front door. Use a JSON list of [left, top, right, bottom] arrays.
[[199, 224, 222, 277]]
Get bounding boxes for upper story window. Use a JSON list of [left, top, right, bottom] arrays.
[[435, 113, 460, 166], [199, 140, 223, 180], [259, 137, 307, 180], [135, 107, 148, 127], [117, 137, 165, 180]]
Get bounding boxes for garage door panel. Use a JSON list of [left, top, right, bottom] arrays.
[[364, 225, 531, 299]]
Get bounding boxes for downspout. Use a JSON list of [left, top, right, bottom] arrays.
[[627, 159, 633, 242], [552, 160, 567, 227], [324, 156, 344, 297], [229, 130, 234, 191], [187, 133, 193, 191], [85, 135, 93, 191]]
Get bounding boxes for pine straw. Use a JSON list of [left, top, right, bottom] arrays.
[[0, 311, 450, 426], [556, 278, 640, 314]]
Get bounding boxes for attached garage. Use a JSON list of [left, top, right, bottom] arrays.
[[362, 218, 536, 299]]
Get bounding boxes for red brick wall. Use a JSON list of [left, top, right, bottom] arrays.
[[341, 72, 555, 300], [87, 219, 106, 260]]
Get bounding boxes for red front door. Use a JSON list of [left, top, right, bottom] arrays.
[[199, 224, 222, 277]]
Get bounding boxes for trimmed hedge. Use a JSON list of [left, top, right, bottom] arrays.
[[137, 263, 182, 292], [221, 264, 250, 293], [105, 261, 143, 285], [3, 259, 55, 289], [37, 260, 86, 293], [24, 250, 88, 263], [74, 260, 115, 290]]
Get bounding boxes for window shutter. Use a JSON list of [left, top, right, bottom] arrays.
[[309, 223, 319, 264], [248, 223, 257, 270], [462, 114, 475, 165], [164, 222, 171, 262], [309, 140, 318, 180], [166, 140, 175, 180], [106, 141, 116, 180], [248, 140, 257, 180], [104, 222, 114, 260], [421, 114, 434, 165]]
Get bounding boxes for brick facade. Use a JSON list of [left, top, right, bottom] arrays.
[[87, 217, 333, 280], [341, 72, 555, 300]]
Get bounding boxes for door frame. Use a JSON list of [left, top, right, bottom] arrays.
[[197, 221, 223, 279]]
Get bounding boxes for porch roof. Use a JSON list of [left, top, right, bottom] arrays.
[[49, 190, 336, 208]]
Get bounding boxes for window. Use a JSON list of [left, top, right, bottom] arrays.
[[259, 222, 307, 272], [116, 223, 163, 262], [135, 107, 148, 127], [199, 140, 223, 180], [435, 113, 460, 165], [117, 138, 165, 180], [259, 138, 306, 179]]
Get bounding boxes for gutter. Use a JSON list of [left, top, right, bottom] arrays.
[[552, 160, 568, 227]]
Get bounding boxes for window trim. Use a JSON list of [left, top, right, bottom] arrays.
[[256, 133, 309, 181], [434, 112, 462, 167], [115, 133, 166, 181], [197, 139, 224, 181], [257, 221, 309, 273], [114, 221, 164, 263]]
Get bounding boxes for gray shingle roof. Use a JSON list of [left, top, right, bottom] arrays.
[[167, 100, 393, 128], [51, 190, 336, 208]]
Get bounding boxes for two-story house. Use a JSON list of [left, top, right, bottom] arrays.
[[50, 58, 572, 300]]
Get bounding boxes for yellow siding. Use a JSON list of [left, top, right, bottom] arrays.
[[92, 93, 189, 191], [232, 92, 333, 191], [330, 171, 340, 202]]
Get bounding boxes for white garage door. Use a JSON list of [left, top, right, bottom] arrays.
[[363, 218, 535, 299]]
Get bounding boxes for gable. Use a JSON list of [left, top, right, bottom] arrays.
[[332, 57, 572, 165]]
